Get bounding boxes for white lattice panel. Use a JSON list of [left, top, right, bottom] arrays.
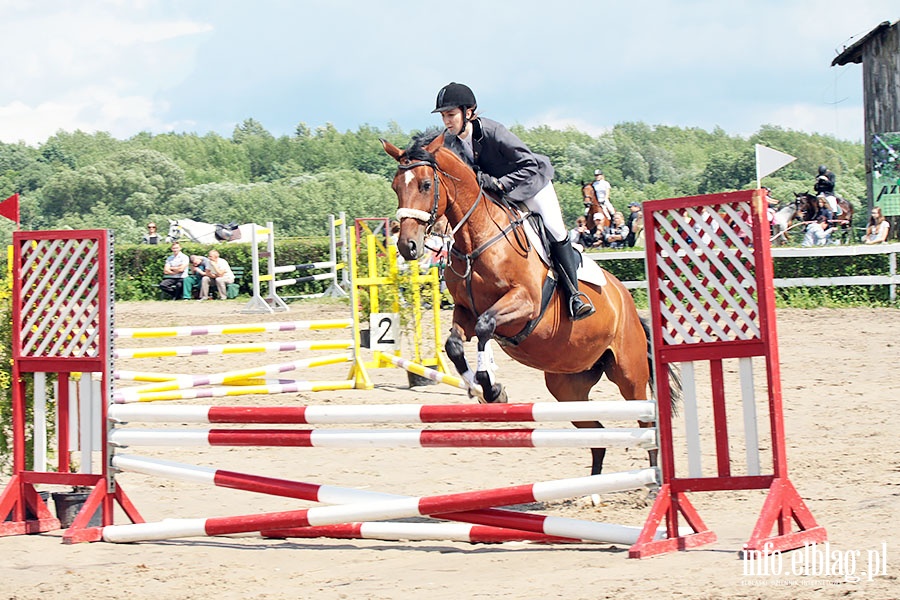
[[18, 238, 105, 358], [650, 201, 761, 346]]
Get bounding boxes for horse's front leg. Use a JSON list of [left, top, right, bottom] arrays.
[[470, 287, 539, 404], [444, 308, 490, 402], [445, 323, 485, 402]]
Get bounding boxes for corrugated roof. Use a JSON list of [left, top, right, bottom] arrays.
[[831, 20, 895, 66]]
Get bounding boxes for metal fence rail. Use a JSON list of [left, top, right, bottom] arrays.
[[586, 242, 900, 302]]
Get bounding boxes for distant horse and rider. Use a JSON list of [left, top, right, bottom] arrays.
[[381, 131, 679, 478], [166, 218, 260, 244], [769, 192, 855, 245], [581, 181, 611, 234], [793, 192, 854, 238]]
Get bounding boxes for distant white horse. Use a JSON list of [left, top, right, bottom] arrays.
[[166, 219, 260, 244], [769, 204, 797, 246]]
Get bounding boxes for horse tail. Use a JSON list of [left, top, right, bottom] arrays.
[[640, 316, 681, 416]]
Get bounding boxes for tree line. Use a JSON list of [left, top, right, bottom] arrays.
[[0, 118, 867, 246]]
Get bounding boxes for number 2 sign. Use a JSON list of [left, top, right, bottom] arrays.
[[369, 313, 399, 351]]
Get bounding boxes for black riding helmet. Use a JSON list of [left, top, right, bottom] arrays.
[[432, 82, 477, 113], [818, 165, 828, 175]]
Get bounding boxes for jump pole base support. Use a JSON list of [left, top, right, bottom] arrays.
[[627, 484, 717, 559], [0, 476, 60, 536], [741, 478, 827, 555], [0, 474, 146, 544]]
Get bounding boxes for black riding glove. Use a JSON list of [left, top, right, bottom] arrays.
[[477, 171, 504, 196]]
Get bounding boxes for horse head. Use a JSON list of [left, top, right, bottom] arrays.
[[165, 219, 183, 243], [793, 192, 816, 221], [382, 132, 477, 261]]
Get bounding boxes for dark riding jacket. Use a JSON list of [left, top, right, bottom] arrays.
[[814, 170, 836, 195], [444, 117, 554, 203]]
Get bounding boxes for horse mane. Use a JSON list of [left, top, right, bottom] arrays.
[[404, 129, 442, 163]]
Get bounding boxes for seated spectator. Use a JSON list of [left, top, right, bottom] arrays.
[[603, 212, 630, 249], [801, 215, 835, 247], [142, 222, 160, 245], [159, 242, 189, 299], [201, 249, 235, 300], [864, 207, 890, 244], [186, 254, 210, 300], [569, 216, 598, 249]]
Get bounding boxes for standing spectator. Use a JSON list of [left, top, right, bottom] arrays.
[[159, 242, 189, 299], [603, 212, 630, 249], [201, 249, 236, 299], [801, 215, 835, 247], [864, 207, 890, 244], [591, 169, 615, 223], [625, 202, 643, 247], [142, 222, 160, 245]]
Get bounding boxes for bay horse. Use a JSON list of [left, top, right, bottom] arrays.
[[581, 181, 611, 234], [381, 132, 669, 477], [794, 192, 855, 240]]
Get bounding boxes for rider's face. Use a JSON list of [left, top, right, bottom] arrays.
[[440, 108, 471, 137]]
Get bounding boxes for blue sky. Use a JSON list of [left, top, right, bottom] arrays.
[[0, 1, 895, 146]]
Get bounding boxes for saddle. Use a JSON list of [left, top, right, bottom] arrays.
[[215, 222, 241, 242]]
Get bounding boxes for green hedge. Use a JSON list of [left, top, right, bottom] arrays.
[[114, 237, 335, 300]]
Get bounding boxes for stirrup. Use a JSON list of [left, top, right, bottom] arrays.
[[569, 292, 595, 321]]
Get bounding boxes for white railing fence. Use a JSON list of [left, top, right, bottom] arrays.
[[586, 242, 900, 302]]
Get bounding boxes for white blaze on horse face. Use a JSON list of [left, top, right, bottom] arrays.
[[403, 170, 416, 187]]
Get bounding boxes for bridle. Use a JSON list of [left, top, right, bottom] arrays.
[[395, 160, 442, 230], [394, 158, 485, 252], [393, 155, 525, 284]]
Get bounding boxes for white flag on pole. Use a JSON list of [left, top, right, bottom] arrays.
[[755, 144, 796, 186]]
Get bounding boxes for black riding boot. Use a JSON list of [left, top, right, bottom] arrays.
[[549, 239, 595, 321]]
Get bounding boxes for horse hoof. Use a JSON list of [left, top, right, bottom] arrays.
[[486, 384, 508, 404]]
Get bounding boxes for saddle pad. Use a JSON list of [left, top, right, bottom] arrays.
[[523, 217, 608, 288]]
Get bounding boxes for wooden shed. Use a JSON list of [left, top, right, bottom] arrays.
[[832, 19, 900, 237]]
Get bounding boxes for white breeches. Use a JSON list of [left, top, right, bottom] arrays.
[[520, 182, 567, 242]]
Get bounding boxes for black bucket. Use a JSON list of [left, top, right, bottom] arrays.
[[407, 371, 438, 388], [52, 491, 102, 528]]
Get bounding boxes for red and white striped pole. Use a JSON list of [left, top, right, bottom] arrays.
[[108, 400, 656, 425], [103, 461, 657, 544], [108, 427, 657, 449], [113, 454, 580, 544]]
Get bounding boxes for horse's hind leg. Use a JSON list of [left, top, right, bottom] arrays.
[[545, 368, 605, 475], [602, 341, 656, 470]]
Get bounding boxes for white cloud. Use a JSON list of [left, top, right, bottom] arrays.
[[522, 111, 611, 138], [0, 1, 211, 145]]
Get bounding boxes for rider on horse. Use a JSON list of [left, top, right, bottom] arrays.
[[432, 82, 594, 321], [591, 169, 615, 223], [814, 165, 841, 216]]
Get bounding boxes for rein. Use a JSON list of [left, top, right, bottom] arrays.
[[395, 153, 550, 345]]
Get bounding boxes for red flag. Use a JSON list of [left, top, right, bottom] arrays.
[[0, 193, 20, 227]]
